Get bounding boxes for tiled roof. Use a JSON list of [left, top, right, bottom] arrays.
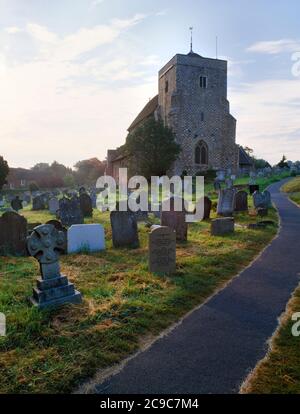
[[128, 95, 159, 132]]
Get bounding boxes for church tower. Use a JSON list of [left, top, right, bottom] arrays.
[[158, 45, 239, 175]]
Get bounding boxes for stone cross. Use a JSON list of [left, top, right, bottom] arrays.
[[27, 224, 82, 308]]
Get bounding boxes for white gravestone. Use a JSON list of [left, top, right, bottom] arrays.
[[67, 224, 105, 254]]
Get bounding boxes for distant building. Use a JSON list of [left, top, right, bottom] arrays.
[[107, 46, 251, 179]]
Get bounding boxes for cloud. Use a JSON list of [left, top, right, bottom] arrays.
[[247, 39, 300, 54], [90, 0, 105, 7], [4, 26, 22, 34], [230, 78, 300, 163]]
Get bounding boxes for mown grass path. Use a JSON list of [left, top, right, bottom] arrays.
[[91, 178, 300, 394]]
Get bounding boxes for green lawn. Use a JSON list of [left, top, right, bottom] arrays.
[[0, 174, 288, 393], [282, 176, 300, 206]]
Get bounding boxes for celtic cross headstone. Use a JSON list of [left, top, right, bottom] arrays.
[[27, 224, 82, 309]]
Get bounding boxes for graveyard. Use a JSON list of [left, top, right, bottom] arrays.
[[0, 174, 285, 393]]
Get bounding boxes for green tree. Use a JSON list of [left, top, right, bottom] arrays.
[[0, 156, 9, 190], [28, 181, 39, 192], [63, 173, 75, 188], [74, 158, 106, 185], [124, 118, 181, 180], [277, 155, 289, 169]]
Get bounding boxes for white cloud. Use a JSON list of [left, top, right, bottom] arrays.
[[247, 39, 300, 54], [230, 78, 300, 163], [90, 0, 105, 7], [4, 26, 22, 34]]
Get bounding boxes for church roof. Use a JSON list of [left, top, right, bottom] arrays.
[[239, 146, 253, 166], [187, 50, 201, 58], [128, 95, 159, 132]]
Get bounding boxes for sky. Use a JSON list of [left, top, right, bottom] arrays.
[[0, 0, 300, 168]]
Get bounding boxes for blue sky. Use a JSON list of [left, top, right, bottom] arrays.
[[0, 0, 300, 168]]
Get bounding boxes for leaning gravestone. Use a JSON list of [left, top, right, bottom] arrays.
[[79, 193, 93, 217], [217, 189, 235, 217], [32, 195, 46, 211], [0, 211, 27, 256], [59, 197, 83, 227], [149, 226, 176, 274], [211, 218, 235, 236], [161, 197, 187, 242], [110, 211, 139, 248], [11, 196, 23, 212], [49, 197, 59, 215], [27, 224, 82, 309], [67, 224, 105, 254], [234, 191, 248, 212]]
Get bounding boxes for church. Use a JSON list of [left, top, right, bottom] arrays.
[[107, 44, 252, 180]]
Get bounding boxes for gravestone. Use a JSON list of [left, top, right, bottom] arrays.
[[11, 196, 23, 212], [234, 191, 248, 212], [249, 184, 259, 195], [0, 211, 27, 256], [79, 193, 93, 217], [90, 190, 97, 209], [46, 220, 67, 253], [213, 180, 221, 191], [211, 218, 235, 236], [67, 224, 105, 253], [58, 197, 83, 227], [49, 197, 59, 215], [161, 197, 187, 241], [149, 226, 176, 274], [110, 211, 139, 248], [32, 195, 46, 211], [217, 189, 235, 217], [27, 224, 82, 309], [225, 177, 233, 189], [23, 193, 31, 204], [253, 191, 271, 209]]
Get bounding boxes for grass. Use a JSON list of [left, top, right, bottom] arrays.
[[241, 284, 300, 394], [0, 174, 288, 393], [282, 176, 300, 206]]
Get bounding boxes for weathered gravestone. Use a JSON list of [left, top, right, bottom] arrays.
[[0, 212, 27, 256], [49, 197, 59, 214], [253, 191, 272, 209], [32, 195, 46, 211], [149, 226, 176, 274], [58, 197, 83, 227], [195, 196, 212, 220], [27, 224, 82, 309], [217, 188, 235, 217], [234, 191, 248, 212], [161, 197, 187, 241], [213, 180, 221, 191], [211, 217, 235, 236], [67, 224, 105, 253], [46, 220, 67, 253], [90, 191, 97, 209], [11, 196, 23, 212], [79, 193, 93, 217], [110, 211, 139, 248]]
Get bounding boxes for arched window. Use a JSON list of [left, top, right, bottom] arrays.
[[195, 141, 208, 165]]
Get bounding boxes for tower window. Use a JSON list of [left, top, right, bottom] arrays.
[[199, 76, 207, 89], [165, 80, 169, 93], [201, 112, 204, 122], [195, 140, 208, 165]]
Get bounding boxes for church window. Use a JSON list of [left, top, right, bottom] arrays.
[[199, 76, 207, 89], [201, 112, 204, 121], [165, 80, 169, 93], [195, 140, 208, 165]]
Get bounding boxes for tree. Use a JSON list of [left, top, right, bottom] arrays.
[[277, 155, 289, 169], [64, 173, 75, 188], [124, 118, 181, 180], [0, 156, 9, 190], [254, 158, 271, 169], [74, 158, 106, 185], [29, 181, 39, 192]]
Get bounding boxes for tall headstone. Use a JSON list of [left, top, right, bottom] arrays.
[[32, 195, 46, 211], [79, 193, 93, 217], [234, 191, 248, 212], [67, 224, 105, 253], [11, 196, 23, 212], [110, 211, 139, 248], [0, 211, 27, 256], [58, 197, 83, 227], [211, 218, 235, 236], [149, 226, 176, 274], [161, 197, 187, 241], [253, 191, 271, 209], [49, 197, 60, 214], [27, 224, 82, 309], [217, 189, 235, 217]]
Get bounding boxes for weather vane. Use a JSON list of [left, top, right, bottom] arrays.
[[189, 26, 193, 53]]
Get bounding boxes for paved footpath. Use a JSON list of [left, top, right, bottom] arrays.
[[95, 179, 300, 394]]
